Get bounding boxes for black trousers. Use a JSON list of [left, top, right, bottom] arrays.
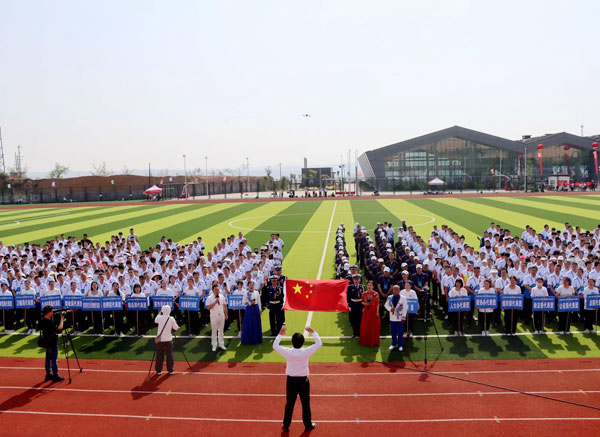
[[283, 376, 311, 428], [269, 304, 284, 336], [584, 310, 596, 331], [504, 310, 519, 334], [558, 312, 572, 332], [349, 302, 362, 337], [155, 340, 174, 373], [1, 309, 14, 330], [533, 311, 544, 331], [478, 311, 492, 331]]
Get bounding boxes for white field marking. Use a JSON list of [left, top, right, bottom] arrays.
[[228, 211, 434, 233], [0, 211, 71, 228], [0, 330, 596, 340], [1, 386, 599, 399], [1, 410, 600, 424], [1, 366, 600, 377], [304, 201, 338, 335]]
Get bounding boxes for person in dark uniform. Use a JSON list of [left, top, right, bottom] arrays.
[[275, 266, 287, 325], [38, 306, 65, 382], [347, 274, 364, 337], [266, 275, 285, 336], [411, 264, 429, 317]]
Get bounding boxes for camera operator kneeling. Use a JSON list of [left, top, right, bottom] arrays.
[[38, 306, 65, 383]]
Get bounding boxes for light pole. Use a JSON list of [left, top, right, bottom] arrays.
[[205, 156, 209, 199], [183, 154, 188, 199], [524, 146, 527, 193], [246, 157, 250, 192]]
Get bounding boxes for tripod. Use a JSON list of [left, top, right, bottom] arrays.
[[417, 291, 443, 365], [60, 329, 83, 384]]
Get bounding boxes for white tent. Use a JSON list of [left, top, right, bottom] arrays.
[[145, 185, 163, 195], [427, 177, 445, 186]]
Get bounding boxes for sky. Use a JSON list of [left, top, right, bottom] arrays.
[[1, 0, 599, 178]]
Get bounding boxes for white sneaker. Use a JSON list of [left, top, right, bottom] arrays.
[[398, 346, 403, 351], [219, 346, 227, 351], [4, 330, 14, 334], [388, 345, 396, 350], [212, 345, 217, 352], [584, 329, 591, 334], [454, 331, 459, 336], [119, 333, 124, 337]]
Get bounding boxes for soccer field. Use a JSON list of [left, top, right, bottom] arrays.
[[2, 193, 600, 363]]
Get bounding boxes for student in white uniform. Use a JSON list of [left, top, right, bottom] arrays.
[[448, 278, 468, 336], [554, 276, 576, 334], [399, 281, 418, 337], [477, 279, 495, 336], [384, 285, 408, 350], [530, 277, 549, 333], [205, 284, 228, 351], [502, 276, 522, 336]]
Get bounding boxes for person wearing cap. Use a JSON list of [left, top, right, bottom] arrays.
[[266, 275, 285, 336], [360, 280, 381, 347], [39, 305, 65, 382], [377, 267, 393, 321], [385, 285, 407, 350], [347, 274, 364, 338], [411, 264, 428, 317]]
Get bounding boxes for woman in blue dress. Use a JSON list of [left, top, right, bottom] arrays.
[[241, 282, 262, 344]]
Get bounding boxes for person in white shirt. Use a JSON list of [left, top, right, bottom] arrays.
[[448, 278, 468, 336], [0, 282, 14, 333], [502, 276, 522, 336], [399, 282, 418, 337], [385, 285, 408, 350], [204, 284, 228, 351], [554, 276, 576, 333], [530, 277, 549, 333], [154, 304, 180, 375], [477, 279, 496, 336], [273, 325, 320, 433], [582, 278, 599, 333]]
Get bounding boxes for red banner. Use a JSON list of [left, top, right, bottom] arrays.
[[594, 151, 599, 180], [537, 151, 543, 177], [284, 279, 349, 312]]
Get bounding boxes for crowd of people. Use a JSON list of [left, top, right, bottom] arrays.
[[335, 219, 600, 346], [0, 229, 290, 352]]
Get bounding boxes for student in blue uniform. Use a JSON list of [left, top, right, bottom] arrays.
[[266, 275, 285, 336]]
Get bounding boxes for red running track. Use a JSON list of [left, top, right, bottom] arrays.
[[0, 357, 599, 436]]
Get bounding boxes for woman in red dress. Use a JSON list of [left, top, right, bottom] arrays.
[[360, 280, 381, 346]]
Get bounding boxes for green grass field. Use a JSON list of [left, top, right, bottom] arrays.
[[2, 194, 600, 363]]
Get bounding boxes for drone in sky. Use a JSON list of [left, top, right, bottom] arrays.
[[302, 113, 311, 117]]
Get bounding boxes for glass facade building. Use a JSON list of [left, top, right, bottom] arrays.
[[358, 126, 598, 190]]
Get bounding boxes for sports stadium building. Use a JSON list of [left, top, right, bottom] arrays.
[[358, 126, 599, 190]]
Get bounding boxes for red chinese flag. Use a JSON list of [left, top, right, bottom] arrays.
[[284, 279, 349, 312]]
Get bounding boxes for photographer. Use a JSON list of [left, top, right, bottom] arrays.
[[39, 306, 65, 383]]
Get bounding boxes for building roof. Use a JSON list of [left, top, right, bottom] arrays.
[[520, 132, 597, 150]]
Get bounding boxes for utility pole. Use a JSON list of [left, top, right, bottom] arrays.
[[148, 162, 151, 186], [205, 156, 209, 199], [15, 145, 23, 178], [524, 146, 528, 193], [246, 157, 250, 192], [0, 127, 6, 173]]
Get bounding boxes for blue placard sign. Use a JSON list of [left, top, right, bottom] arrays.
[[474, 294, 497, 309], [102, 296, 123, 311], [40, 295, 62, 309], [586, 295, 600, 310], [557, 296, 580, 312], [179, 296, 200, 311], [532, 296, 555, 312], [407, 298, 419, 314], [82, 297, 103, 311], [152, 296, 174, 310], [15, 295, 35, 309], [227, 294, 245, 310], [500, 294, 524, 310], [448, 297, 471, 312], [63, 295, 83, 309], [126, 296, 148, 311], [0, 295, 14, 309]]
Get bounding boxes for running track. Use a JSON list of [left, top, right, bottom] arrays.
[[1, 357, 599, 436]]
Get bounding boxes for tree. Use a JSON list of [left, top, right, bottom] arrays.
[[91, 161, 111, 176], [48, 163, 69, 179], [121, 165, 132, 175], [264, 166, 272, 190]]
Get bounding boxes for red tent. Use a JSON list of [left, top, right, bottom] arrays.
[[145, 185, 163, 195]]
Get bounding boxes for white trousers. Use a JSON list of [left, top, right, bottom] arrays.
[[210, 314, 225, 347]]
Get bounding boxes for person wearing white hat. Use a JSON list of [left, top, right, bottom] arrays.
[[385, 285, 407, 350], [154, 304, 180, 375]]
